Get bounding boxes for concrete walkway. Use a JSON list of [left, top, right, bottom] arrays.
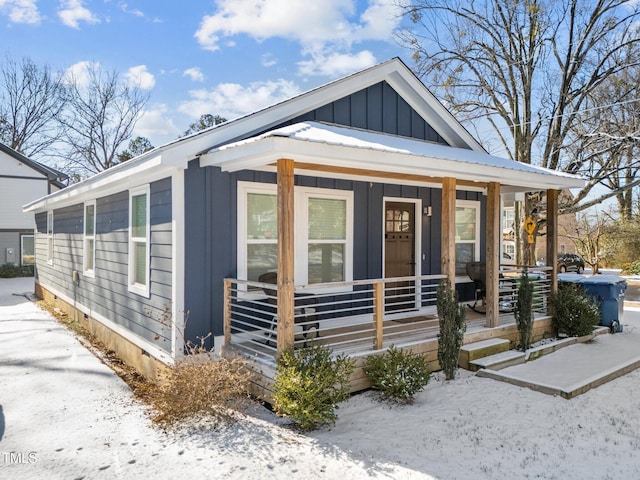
[[477, 305, 640, 398]]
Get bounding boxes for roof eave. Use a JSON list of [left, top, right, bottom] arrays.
[[201, 136, 585, 193]]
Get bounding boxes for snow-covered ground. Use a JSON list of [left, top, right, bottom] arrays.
[[2, 276, 640, 479]]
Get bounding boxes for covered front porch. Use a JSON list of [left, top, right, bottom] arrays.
[[202, 122, 583, 396], [221, 267, 555, 396]]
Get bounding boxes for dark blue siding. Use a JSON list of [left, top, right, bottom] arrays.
[[183, 163, 486, 343]]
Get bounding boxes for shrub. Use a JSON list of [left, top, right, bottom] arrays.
[[151, 354, 250, 428], [364, 345, 430, 404], [515, 270, 534, 351], [551, 282, 600, 337], [0, 263, 34, 278], [622, 260, 640, 276], [272, 345, 355, 430], [436, 278, 466, 380]]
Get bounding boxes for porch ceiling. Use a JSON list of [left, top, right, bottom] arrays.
[[200, 122, 585, 193]]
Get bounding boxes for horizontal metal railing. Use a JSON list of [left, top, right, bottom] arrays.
[[222, 267, 553, 361], [223, 274, 446, 360]]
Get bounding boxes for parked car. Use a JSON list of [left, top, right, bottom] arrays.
[[558, 253, 585, 273]]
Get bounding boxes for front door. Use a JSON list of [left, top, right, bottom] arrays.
[[384, 202, 416, 311]]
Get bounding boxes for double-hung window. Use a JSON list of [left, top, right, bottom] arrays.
[[455, 200, 480, 275], [129, 186, 150, 296], [46, 211, 54, 264], [83, 201, 96, 276], [238, 182, 353, 289]]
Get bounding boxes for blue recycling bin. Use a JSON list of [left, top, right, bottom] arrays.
[[558, 274, 627, 332]]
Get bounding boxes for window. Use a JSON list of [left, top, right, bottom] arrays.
[[83, 201, 96, 276], [306, 195, 347, 284], [47, 211, 54, 264], [21, 235, 34, 265], [455, 201, 480, 275], [238, 182, 353, 288], [129, 186, 150, 296]]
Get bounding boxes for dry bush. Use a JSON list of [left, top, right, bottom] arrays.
[[151, 353, 251, 428]]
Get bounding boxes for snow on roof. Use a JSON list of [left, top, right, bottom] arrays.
[[204, 122, 585, 192]]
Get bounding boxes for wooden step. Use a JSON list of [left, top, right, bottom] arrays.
[[459, 338, 511, 370]]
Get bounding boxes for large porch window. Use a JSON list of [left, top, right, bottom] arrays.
[[238, 182, 353, 286], [455, 200, 480, 275]]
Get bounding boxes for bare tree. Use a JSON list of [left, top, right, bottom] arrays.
[[568, 48, 640, 220], [397, 0, 640, 262], [59, 64, 149, 176], [0, 56, 67, 158], [564, 211, 612, 274]]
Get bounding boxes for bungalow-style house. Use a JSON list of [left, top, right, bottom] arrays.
[[24, 58, 584, 392], [1, 143, 67, 266]]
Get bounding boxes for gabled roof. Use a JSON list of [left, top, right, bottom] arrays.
[[201, 122, 585, 192], [0, 143, 68, 189], [24, 57, 584, 212]]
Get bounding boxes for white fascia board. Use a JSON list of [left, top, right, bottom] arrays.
[[202, 135, 585, 192], [23, 154, 176, 212]]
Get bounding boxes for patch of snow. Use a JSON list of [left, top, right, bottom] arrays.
[[3, 277, 640, 479]]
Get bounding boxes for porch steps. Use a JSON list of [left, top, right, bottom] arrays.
[[469, 326, 611, 372], [470, 350, 525, 371], [459, 338, 510, 370]]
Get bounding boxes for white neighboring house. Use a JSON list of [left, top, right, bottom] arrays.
[[0, 143, 67, 265]]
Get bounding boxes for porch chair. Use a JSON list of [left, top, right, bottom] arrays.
[[465, 261, 516, 313], [257, 272, 320, 346]]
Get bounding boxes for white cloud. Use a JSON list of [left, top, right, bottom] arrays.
[[62, 60, 99, 87], [177, 79, 302, 120], [297, 50, 377, 77], [194, 0, 401, 51], [0, 0, 41, 24], [183, 67, 205, 82], [134, 105, 181, 145], [261, 53, 278, 68], [58, 0, 99, 29], [124, 65, 155, 90], [119, 2, 144, 17]]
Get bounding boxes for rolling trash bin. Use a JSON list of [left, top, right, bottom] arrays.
[[558, 274, 627, 333]]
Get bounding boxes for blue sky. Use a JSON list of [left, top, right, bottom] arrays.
[[0, 1, 410, 147]]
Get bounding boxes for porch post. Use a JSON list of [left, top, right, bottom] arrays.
[[485, 182, 500, 328], [277, 158, 295, 356], [546, 189, 559, 297], [441, 177, 457, 284]]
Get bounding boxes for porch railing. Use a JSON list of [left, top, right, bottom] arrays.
[[222, 267, 553, 361], [223, 274, 446, 360]]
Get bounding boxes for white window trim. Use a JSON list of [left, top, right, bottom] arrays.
[[46, 211, 54, 265], [237, 181, 354, 293], [83, 200, 96, 277], [128, 185, 151, 298], [455, 199, 481, 275], [21, 234, 34, 266]]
